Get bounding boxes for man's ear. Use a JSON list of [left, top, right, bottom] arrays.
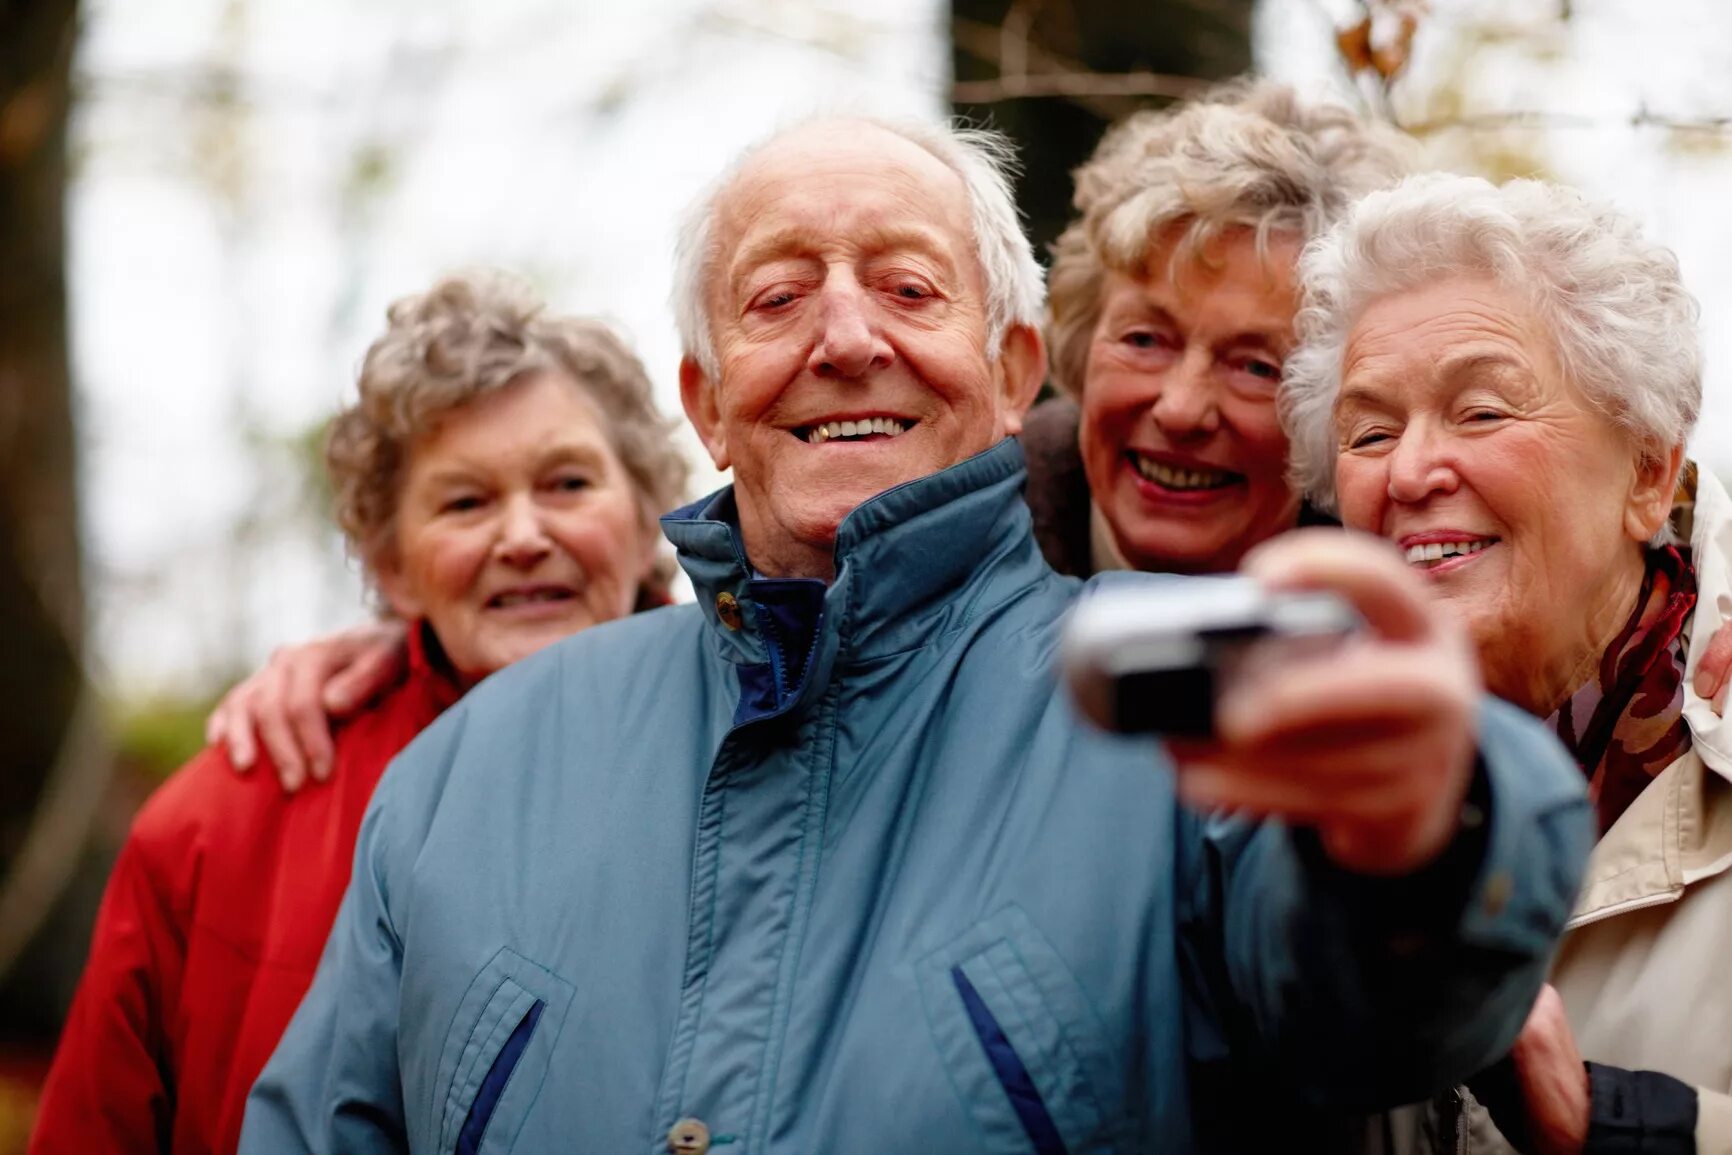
[[679, 355, 731, 471], [1626, 442, 1687, 542], [993, 322, 1048, 438]]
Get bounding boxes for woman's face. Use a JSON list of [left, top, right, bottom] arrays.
[[378, 372, 657, 684], [1079, 229, 1303, 575], [1333, 277, 1675, 714]]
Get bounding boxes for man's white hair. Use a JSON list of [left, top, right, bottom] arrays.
[[671, 116, 1047, 378], [1281, 172, 1702, 517]]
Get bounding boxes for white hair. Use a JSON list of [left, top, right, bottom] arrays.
[[671, 116, 1047, 378], [1282, 172, 1702, 516]]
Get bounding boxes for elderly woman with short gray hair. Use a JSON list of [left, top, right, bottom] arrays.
[[1283, 172, 1731, 1154], [32, 272, 689, 1155]]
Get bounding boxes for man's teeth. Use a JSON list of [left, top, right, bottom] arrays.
[[1404, 540, 1496, 566], [805, 417, 910, 444], [1130, 454, 1236, 490], [493, 589, 570, 607]]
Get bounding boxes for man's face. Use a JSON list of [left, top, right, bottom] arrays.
[[681, 125, 1042, 578]]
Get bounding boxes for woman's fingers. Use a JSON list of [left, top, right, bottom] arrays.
[[1695, 618, 1732, 715]]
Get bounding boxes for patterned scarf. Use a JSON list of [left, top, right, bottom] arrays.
[[1547, 545, 1697, 836]]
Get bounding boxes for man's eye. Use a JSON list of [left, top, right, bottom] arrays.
[[550, 475, 592, 493], [1124, 330, 1165, 349], [441, 495, 485, 514]]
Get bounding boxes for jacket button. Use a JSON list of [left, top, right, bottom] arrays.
[[715, 592, 743, 631], [667, 1117, 711, 1153]]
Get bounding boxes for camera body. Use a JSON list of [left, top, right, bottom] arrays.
[[1062, 576, 1360, 738]]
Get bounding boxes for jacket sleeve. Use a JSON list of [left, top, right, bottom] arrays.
[[238, 740, 424, 1154], [1176, 695, 1594, 1112], [28, 834, 181, 1155]]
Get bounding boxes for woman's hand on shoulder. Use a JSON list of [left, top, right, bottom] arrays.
[[206, 620, 410, 792]]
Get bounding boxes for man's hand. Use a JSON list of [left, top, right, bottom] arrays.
[[1696, 619, 1732, 716], [1510, 985, 1590, 1155], [1169, 529, 1481, 876], [206, 620, 410, 791]]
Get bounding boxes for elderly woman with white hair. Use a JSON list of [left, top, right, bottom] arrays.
[[1283, 173, 1731, 1154]]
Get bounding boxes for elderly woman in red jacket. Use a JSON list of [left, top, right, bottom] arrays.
[[29, 271, 689, 1155]]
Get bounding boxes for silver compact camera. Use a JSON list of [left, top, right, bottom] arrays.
[[1062, 577, 1361, 738]]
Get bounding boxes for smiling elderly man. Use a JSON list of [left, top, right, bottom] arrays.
[[241, 120, 1591, 1154]]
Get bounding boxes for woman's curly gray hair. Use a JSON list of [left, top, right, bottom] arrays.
[[1280, 172, 1702, 516], [1047, 79, 1417, 397], [327, 271, 690, 593]]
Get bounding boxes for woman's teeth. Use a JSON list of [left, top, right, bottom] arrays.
[[1129, 453, 1237, 490], [805, 418, 910, 444], [1404, 539, 1496, 567]]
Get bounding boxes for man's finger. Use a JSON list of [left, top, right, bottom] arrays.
[[1241, 528, 1439, 645], [1217, 646, 1470, 748], [225, 707, 258, 772], [283, 657, 337, 783], [257, 704, 308, 793], [324, 638, 406, 716]]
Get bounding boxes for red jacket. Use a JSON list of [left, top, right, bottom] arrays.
[[30, 629, 461, 1155]]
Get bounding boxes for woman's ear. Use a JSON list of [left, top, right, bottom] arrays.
[[994, 323, 1048, 438], [680, 355, 731, 471], [371, 548, 424, 622], [1626, 442, 1688, 542]]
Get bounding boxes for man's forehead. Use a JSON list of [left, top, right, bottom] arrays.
[[714, 122, 973, 255]]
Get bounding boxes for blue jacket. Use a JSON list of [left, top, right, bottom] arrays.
[[242, 439, 1592, 1154]]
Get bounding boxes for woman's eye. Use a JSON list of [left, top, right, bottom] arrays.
[[752, 290, 797, 311], [895, 283, 929, 300], [1124, 330, 1168, 350], [1347, 430, 1391, 450], [1241, 359, 1282, 381], [441, 495, 485, 514], [1465, 409, 1505, 423], [550, 475, 592, 493]]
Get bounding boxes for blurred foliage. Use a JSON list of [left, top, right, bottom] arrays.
[[111, 696, 218, 783]]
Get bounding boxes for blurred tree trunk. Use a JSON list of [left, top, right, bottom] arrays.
[[951, 0, 1255, 257], [0, 0, 91, 1036]]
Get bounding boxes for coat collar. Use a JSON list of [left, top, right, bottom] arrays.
[[661, 437, 1047, 675]]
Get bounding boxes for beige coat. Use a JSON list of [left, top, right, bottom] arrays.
[[1550, 466, 1732, 1150]]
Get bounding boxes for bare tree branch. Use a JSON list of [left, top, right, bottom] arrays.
[[953, 70, 1211, 105], [1403, 108, 1732, 136]]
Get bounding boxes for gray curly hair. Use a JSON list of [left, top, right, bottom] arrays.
[[672, 116, 1047, 378], [1046, 79, 1417, 398], [1280, 172, 1702, 516], [327, 271, 690, 593]]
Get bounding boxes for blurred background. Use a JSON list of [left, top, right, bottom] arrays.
[[1, 0, 1728, 1144]]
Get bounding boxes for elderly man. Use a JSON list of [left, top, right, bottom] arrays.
[[241, 119, 1591, 1154]]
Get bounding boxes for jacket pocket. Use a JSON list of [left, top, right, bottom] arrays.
[[433, 948, 575, 1155], [918, 906, 1127, 1155]]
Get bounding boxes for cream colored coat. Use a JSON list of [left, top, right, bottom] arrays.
[[1549, 468, 1732, 1152]]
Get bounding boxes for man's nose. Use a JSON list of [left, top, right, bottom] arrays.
[[1148, 349, 1219, 440], [1386, 427, 1458, 504], [808, 282, 893, 379], [495, 494, 553, 566]]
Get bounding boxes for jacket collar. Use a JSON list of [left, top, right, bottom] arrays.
[[662, 437, 1046, 677]]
